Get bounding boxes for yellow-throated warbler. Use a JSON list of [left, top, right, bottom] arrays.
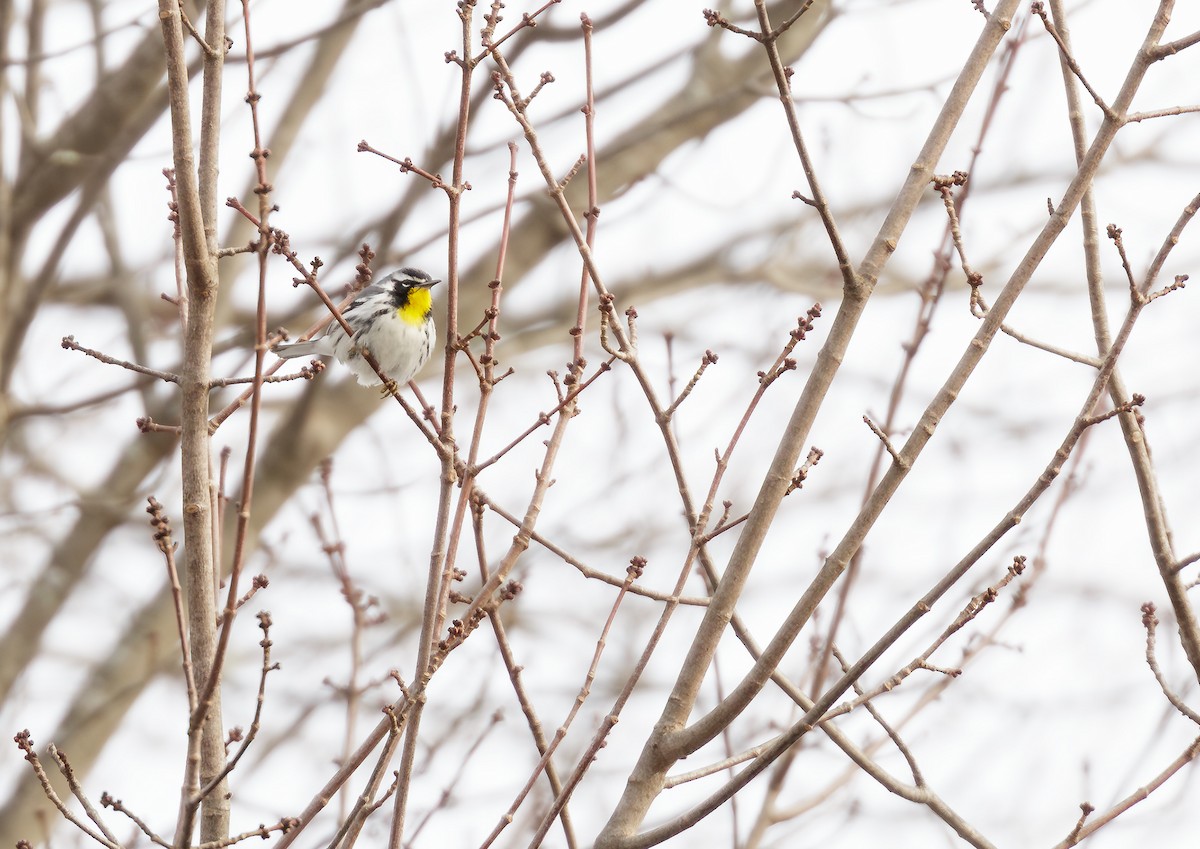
[[273, 267, 439, 387]]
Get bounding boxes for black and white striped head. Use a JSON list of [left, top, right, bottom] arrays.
[[376, 267, 440, 324]]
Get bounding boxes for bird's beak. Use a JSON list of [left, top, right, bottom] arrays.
[[420, 278, 441, 289]]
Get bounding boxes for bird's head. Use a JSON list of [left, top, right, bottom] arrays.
[[386, 267, 440, 324]]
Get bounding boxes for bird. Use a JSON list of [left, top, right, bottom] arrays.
[[273, 267, 439, 389]]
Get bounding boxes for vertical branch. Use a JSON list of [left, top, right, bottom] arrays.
[[157, 1, 228, 846], [474, 143, 583, 849], [1050, 0, 1200, 679], [197, 0, 227, 236], [195, 0, 273, 832], [211, 0, 271, 708], [750, 0, 853, 289], [390, 3, 475, 845], [514, 560, 644, 849], [460, 140, 517, 512], [149, 496, 197, 709], [312, 460, 366, 825], [164, 169, 190, 328], [570, 14, 598, 371]]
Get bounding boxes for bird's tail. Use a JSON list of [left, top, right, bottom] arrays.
[[273, 338, 330, 359]]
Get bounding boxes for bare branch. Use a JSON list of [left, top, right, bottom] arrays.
[[1141, 603, 1200, 725], [12, 733, 121, 849], [61, 335, 179, 383]]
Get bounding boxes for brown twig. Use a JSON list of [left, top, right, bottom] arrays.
[[1031, 1, 1113, 118], [310, 459, 374, 823], [195, 818, 300, 849], [489, 557, 645, 849], [208, 368, 319, 387], [473, 0, 563, 63], [102, 793, 171, 848], [189, 2, 272, 829], [598, 8, 1032, 842], [13, 733, 121, 849], [569, 13, 598, 378], [828, 558, 1028, 718], [830, 645, 924, 787], [1048, 736, 1200, 848], [749, 0, 855, 291], [157, 0, 230, 842], [51, 745, 122, 846], [389, 1, 478, 843], [356, 141, 450, 193], [1141, 603, 1200, 725], [61, 336, 179, 383], [643, 181, 1173, 840], [147, 497, 197, 710], [862, 415, 905, 468], [663, 350, 719, 419], [198, 612, 278, 798], [470, 497, 579, 849], [1124, 104, 1200, 123], [607, 5, 1181, 839], [163, 167, 189, 329], [477, 489, 711, 607], [471, 357, 615, 474], [807, 12, 1030, 726]]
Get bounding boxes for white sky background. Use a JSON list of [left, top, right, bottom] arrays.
[[4, 0, 1200, 846]]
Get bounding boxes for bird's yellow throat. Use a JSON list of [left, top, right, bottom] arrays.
[[396, 288, 432, 326]]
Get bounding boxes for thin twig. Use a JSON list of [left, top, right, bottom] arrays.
[[471, 497, 579, 849], [147, 497, 197, 710], [862, 415, 905, 468], [1048, 736, 1200, 848], [1031, 1, 1113, 118], [830, 645, 924, 787], [51, 745, 123, 846], [1141, 603, 1200, 725], [1124, 104, 1200, 123], [102, 793, 172, 848], [197, 613, 278, 800], [61, 336, 179, 383], [407, 711, 505, 846], [471, 358, 615, 473], [508, 558, 646, 849], [13, 733, 121, 849], [663, 350, 719, 419], [477, 489, 711, 606]]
